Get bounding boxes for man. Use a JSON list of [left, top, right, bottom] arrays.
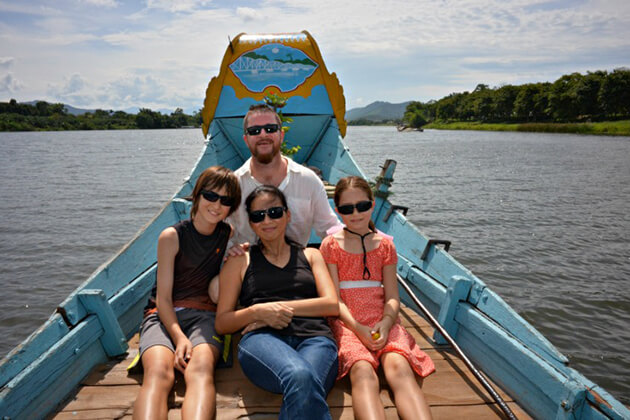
[[229, 104, 339, 249]]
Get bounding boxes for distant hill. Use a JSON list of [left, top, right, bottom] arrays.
[[345, 101, 411, 122], [23, 100, 95, 116], [20, 101, 175, 115]]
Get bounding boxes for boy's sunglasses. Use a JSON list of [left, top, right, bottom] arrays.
[[248, 206, 287, 223], [200, 190, 235, 207], [245, 124, 280, 136], [336, 200, 373, 215]]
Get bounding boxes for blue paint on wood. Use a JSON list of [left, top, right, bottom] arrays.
[[0, 315, 106, 419], [78, 289, 128, 357], [433, 275, 472, 345], [0, 314, 69, 388], [475, 286, 569, 371]]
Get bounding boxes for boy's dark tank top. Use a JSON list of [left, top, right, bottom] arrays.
[[239, 244, 334, 341], [144, 219, 230, 315]]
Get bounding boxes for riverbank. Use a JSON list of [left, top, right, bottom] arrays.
[[423, 120, 630, 136]]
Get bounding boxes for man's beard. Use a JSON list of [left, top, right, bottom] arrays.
[[252, 142, 279, 164]]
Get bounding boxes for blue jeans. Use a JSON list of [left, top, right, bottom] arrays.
[[238, 332, 338, 420]]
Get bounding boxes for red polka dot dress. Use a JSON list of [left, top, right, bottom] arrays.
[[320, 235, 435, 380]]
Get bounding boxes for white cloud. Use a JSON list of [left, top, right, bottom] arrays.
[[0, 73, 23, 94], [236, 7, 257, 22], [0, 57, 14, 69], [78, 0, 119, 8], [145, 0, 212, 13]]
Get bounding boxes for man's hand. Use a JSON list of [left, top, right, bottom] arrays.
[[226, 242, 250, 257]]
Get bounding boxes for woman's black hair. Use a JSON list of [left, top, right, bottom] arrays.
[[245, 185, 302, 249]]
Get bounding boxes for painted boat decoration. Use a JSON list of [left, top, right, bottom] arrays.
[[1, 31, 629, 419]]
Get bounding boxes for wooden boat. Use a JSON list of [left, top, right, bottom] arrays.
[[1, 31, 628, 420]]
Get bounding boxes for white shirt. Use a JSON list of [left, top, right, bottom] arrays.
[[228, 157, 340, 246]]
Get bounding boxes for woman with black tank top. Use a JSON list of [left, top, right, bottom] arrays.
[[216, 185, 339, 420], [133, 166, 240, 420]]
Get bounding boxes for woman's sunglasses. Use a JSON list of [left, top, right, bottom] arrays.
[[248, 206, 287, 223], [245, 124, 280, 136], [336, 200, 373, 215], [201, 190, 235, 207]]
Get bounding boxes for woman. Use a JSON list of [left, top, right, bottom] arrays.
[[133, 166, 240, 420], [216, 185, 339, 420]]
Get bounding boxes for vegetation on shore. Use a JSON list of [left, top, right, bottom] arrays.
[[403, 68, 630, 136], [423, 120, 630, 136], [0, 99, 201, 131]]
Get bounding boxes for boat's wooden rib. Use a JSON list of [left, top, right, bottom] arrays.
[[53, 305, 531, 420]]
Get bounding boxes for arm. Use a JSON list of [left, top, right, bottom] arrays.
[[155, 227, 190, 373], [370, 263, 400, 350], [311, 179, 341, 239], [214, 254, 294, 334], [327, 262, 381, 351]]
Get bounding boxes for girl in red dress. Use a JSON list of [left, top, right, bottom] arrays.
[[320, 176, 435, 420]]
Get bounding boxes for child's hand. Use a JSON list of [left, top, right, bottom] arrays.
[[355, 324, 381, 352], [173, 337, 193, 373], [371, 315, 395, 350]]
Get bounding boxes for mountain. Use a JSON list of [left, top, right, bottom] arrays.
[[345, 101, 411, 122], [23, 100, 95, 115]]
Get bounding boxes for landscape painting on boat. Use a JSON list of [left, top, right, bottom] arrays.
[[229, 43, 319, 92]]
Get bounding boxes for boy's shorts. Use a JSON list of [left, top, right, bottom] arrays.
[[138, 308, 224, 357]]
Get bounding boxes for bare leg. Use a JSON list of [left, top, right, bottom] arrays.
[[182, 343, 219, 420], [381, 352, 433, 420], [349, 360, 386, 420], [133, 346, 175, 420]]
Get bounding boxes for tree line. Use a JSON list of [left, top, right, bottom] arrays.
[[403, 68, 630, 128], [0, 99, 202, 131]]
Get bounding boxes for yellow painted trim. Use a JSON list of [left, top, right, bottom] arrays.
[[201, 31, 347, 138]]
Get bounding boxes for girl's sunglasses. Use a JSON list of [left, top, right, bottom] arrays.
[[201, 190, 235, 207], [249, 206, 287, 223], [336, 200, 373, 215], [245, 124, 280, 136]]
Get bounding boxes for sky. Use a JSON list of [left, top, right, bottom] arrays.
[[1, 0, 629, 114]]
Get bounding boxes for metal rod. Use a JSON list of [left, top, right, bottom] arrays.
[[396, 273, 518, 420]]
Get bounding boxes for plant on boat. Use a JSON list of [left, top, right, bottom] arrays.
[[264, 92, 301, 158]]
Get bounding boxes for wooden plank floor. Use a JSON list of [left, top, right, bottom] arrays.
[[53, 306, 531, 419]]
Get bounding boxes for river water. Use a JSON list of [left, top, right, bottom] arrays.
[[0, 127, 628, 405]]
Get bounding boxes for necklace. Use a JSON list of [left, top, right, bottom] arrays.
[[343, 227, 373, 280]]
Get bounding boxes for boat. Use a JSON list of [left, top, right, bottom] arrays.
[[1, 31, 628, 420]]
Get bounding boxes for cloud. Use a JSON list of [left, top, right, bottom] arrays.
[[0, 73, 23, 94], [144, 0, 212, 13], [78, 0, 119, 8], [236, 7, 257, 22], [0, 57, 15, 69], [46, 73, 88, 104]]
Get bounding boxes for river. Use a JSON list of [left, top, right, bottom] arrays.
[[0, 126, 628, 405]]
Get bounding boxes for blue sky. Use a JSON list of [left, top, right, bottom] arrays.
[[1, 0, 629, 113]]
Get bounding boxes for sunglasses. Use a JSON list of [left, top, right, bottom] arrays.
[[245, 124, 280, 136], [200, 190, 235, 207], [336, 200, 373, 215], [248, 206, 287, 223]]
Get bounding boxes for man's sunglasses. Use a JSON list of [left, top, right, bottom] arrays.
[[200, 190, 235, 207], [336, 200, 373, 215], [248, 206, 287, 223], [245, 124, 280, 136]]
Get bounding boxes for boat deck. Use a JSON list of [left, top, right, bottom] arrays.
[[53, 305, 531, 419]]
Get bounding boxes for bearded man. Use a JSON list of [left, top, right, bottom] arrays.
[[227, 104, 339, 250]]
